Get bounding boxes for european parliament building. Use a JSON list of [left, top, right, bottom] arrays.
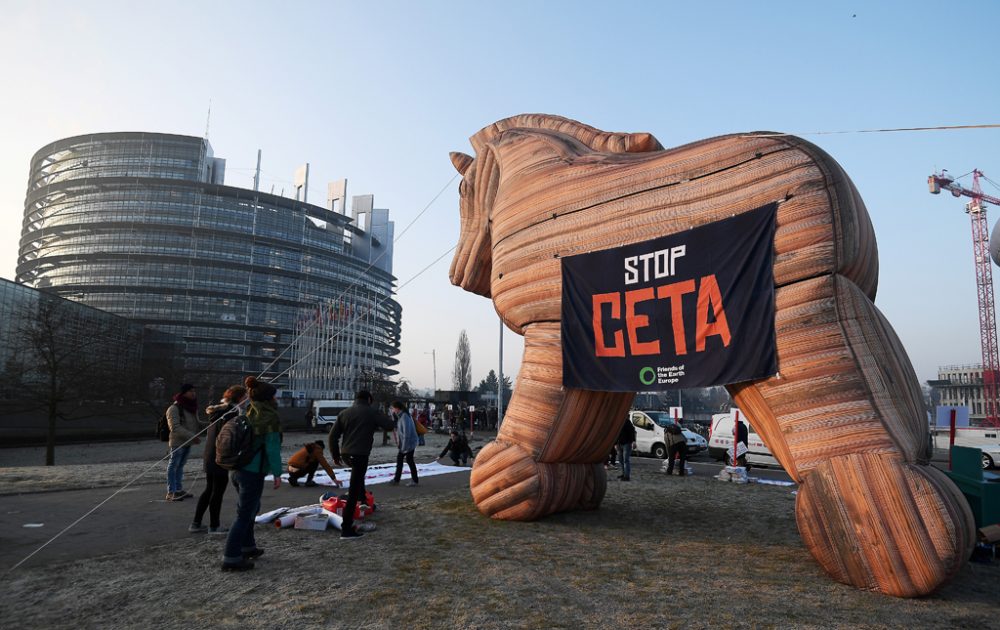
[[16, 132, 401, 399]]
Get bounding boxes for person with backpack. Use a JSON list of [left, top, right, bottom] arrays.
[[664, 421, 688, 476], [221, 376, 282, 571], [165, 384, 202, 501], [415, 407, 430, 446], [329, 390, 395, 540], [188, 385, 246, 535], [389, 400, 419, 486]]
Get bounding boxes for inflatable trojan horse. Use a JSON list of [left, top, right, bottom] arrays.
[[448, 114, 975, 598]]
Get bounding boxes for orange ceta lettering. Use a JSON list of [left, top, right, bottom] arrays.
[[657, 279, 696, 355], [696, 274, 731, 351], [592, 293, 625, 357], [625, 287, 659, 356]]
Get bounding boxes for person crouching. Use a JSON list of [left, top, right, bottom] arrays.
[[287, 441, 342, 488]]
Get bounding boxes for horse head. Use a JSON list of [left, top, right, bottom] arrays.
[[448, 114, 663, 300]]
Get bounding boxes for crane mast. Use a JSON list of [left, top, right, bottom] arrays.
[[929, 169, 1000, 426]]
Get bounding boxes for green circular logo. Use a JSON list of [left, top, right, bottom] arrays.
[[639, 367, 656, 386]]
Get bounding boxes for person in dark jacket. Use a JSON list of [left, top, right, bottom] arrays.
[[189, 385, 246, 534], [616, 418, 637, 481], [664, 422, 687, 476], [329, 390, 394, 539], [439, 430, 474, 466], [736, 418, 751, 470]]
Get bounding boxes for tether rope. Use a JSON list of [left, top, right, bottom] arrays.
[[5, 172, 460, 574], [743, 123, 1000, 138]]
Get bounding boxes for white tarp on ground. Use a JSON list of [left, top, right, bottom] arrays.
[[264, 460, 467, 487]]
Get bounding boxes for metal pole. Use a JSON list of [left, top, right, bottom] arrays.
[[425, 350, 436, 393], [253, 149, 261, 192], [732, 408, 740, 467]]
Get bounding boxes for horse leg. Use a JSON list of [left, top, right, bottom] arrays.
[[470, 322, 634, 520], [729, 274, 976, 597]]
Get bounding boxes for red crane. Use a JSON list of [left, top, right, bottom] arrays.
[[929, 169, 1000, 427]]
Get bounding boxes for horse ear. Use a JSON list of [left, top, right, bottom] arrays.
[[450, 152, 474, 175], [624, 132, 662, 153]]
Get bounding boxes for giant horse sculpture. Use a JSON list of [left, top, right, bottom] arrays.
[[448, 114, 975, 598]]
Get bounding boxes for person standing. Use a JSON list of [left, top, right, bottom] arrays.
[[665, 422, 687, 476], [287, 441, 341, 487], [389, 401, 419, 486], [221, 377, 282, 571], [165, 383, 202, 501], [329, 390, 394, 539], [416, 407, 430, 446], [616, 417, 637, 481], [736, 418, 751, 471], [190, 385, 246, 534]]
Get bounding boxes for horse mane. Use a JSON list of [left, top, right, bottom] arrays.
[[469, 114, 663, 156]]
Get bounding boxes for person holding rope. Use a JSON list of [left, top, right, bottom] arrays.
[[221, 377, 283, 571], [165, 384, 202, 501], [188, 384, 246, 534]]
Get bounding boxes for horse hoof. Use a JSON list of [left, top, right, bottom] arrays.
[[470, 440, 607, 520], [796, 453, 976, 597]]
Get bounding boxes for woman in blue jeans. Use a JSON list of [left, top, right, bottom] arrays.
[[165, 384, 201, 501], [221, 376, 283, 572], [616, 417, 637, 481]]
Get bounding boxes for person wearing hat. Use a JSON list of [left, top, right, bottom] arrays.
[[221, 376, 283, 571], [286, 441, 342, 487], [165, 383, 202, 501]]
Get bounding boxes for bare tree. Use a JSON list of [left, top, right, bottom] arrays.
[[452, 330, 472, 391], [7, 295, 142, 465], [396, 378, 413, 400], [356, 367, 397, 409]]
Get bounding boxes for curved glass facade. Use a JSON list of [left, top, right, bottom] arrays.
[[17, 132, 401, 396]]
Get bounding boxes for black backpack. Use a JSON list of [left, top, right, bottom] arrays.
[[215, 414, 259, 470], [156, 404, 175, 442]]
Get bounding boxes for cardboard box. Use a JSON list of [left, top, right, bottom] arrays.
[[294, 512, 328, 531]]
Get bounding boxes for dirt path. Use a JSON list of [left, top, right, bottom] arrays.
[[1, 440, 997, 629]]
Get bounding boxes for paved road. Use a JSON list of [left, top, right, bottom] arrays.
[[0, 466, 474, 572]]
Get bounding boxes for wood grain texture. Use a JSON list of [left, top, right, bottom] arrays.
[[450, 114, 973, 597]]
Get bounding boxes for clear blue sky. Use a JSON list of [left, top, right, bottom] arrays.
[[2, 1, 998, 389]]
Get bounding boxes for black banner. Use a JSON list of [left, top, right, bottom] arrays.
[[561, 203, 778, 391]]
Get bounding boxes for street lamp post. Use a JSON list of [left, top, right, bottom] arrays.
[[424, 350, 437, 394]]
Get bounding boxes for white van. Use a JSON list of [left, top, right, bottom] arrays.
[[629, 410, 707, 459], [311, 400, 353, 430], [932, 427, 1000, 469], [708, 411, 781, 468]]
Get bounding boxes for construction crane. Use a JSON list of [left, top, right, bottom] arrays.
[[929, 169, 1000, 427]]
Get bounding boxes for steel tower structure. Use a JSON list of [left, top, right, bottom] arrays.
[[929, 169, 1000, 426]]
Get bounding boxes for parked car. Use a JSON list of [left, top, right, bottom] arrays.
[[979, 443, 1000, 470], [629, 410, 707, 459], [708, 411, 781, 468], [311, 399, 353, 430], [932, 427, 1000, 469]]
